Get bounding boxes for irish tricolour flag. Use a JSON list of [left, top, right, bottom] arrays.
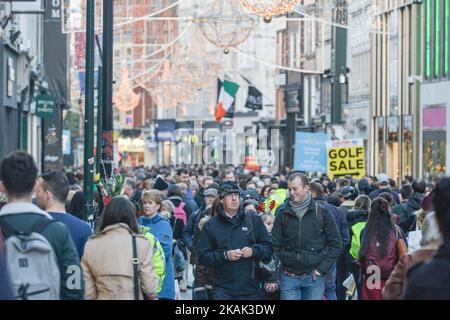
[[215, 79, 240, 122]]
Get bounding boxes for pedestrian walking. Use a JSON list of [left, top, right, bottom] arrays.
[[81, 196, 158, 300], [403, 177, 450, 299], [35, 171, 93, 259], [358, 198, 405, 300], [198, 182, 273, 300], [272, 173, 342, 300], [138, 190, 176, 300], [0, 151, 83, 300]]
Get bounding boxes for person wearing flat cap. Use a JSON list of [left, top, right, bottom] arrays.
[[198, 182, 273, 300]]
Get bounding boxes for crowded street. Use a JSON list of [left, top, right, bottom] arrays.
[[1, 0, 450, 305]]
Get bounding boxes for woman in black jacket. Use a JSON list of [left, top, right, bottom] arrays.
[[346, 195, 371, 298]]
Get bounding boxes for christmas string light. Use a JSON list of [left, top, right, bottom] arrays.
[[239, 0, 301, 19], [198, 0, 256, 50]]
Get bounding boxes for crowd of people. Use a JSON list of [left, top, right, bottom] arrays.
[[1, 150, 450, 300]]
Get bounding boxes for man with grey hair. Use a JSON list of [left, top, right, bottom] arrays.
[[272, 172, 342, 300]]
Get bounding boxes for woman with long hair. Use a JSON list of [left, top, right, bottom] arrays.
[[81, 196, 158, 300], [358, 198, 404, 300]]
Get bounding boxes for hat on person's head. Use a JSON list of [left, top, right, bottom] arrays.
[[327, 182, 337, 194], [243, 189, 260, 201], [206, 183, 220, 191], [421, 193, 434, 212], [358, 178, 370, 192], [339, 186, 358, 200], [190, 180, 199, 191], [154, 176, 169, 191], [203, 188, 219, 198], [219, 182, 240, 199], [376, 174, 389, 186]]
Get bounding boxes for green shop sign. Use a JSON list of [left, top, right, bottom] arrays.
[[36, 95, 56, 118]]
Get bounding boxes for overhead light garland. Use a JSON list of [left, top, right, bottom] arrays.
[[113, 69, 140, 112], [239, 0, 301, 19], [173, 36, 221, 90], [198, 0, 256, 50]]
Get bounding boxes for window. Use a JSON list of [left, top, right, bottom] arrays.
[[422, 105, 447, 180]]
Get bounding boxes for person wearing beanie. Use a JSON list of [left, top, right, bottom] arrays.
[[154, 176, 169, 194], [198, 181, 273, 300]]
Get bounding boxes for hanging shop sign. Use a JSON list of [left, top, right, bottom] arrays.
[[35, 94, 56, 118], [327, 139, 365, 179], [294, 132, 329, 173]]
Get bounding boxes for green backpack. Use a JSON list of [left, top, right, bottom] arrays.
[[349, 222, 367, 260], [139, 225, 166, 294]]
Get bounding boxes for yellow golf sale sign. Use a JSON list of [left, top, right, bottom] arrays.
[[327, 139, 365, 179]]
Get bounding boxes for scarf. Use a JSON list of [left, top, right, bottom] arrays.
[[289, 192, 312, 220]]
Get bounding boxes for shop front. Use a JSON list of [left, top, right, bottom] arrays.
[[118, 135, 145, 168]]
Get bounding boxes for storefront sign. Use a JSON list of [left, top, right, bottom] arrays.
[[118, 138, 145, 153], [327, 139, 365, 179], [36, 94, 56, 118], [294, 132, 329, 172], [155, 120, 176, 142], [12, 0, 43, 13]]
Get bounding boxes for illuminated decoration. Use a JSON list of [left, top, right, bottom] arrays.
[[113, 69, 140, 112], [198, 0, 256, 50], [239, 0, 301, 19], [173, 37, 221, 90], [151, 60, 196, 109]]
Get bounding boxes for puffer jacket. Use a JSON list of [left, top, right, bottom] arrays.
[[272, 198, 342, 275], [81, 223, 158, 300], [198, 205, 273, 296]]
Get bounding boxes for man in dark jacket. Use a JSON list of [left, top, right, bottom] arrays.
[[368, 174, 400, 205], [272, 173, 342, 300], [0, 151, 84, 300], [198, 182, 273, 300], [310, 182, 350, 300], [398, 179, 426, 233], [404, 177, 450, 299]]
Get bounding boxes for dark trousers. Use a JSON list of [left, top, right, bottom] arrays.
[[336, 251, 350, 300]]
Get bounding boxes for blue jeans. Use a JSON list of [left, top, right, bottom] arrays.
[[324, 263, 337, 300], [280, 271, 325, 300]]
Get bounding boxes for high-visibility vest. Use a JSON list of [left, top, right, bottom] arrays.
[[349, 222, 367, 260], [264, 189, 287, 215], [139, 225, 166, 294]]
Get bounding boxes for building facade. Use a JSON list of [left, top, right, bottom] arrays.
[[370, 0, 422, 182], [0, 1, 48, 168], [419, 0, 450, 181]]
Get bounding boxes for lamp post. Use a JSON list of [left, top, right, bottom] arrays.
[[83, 0, 95, 221]]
